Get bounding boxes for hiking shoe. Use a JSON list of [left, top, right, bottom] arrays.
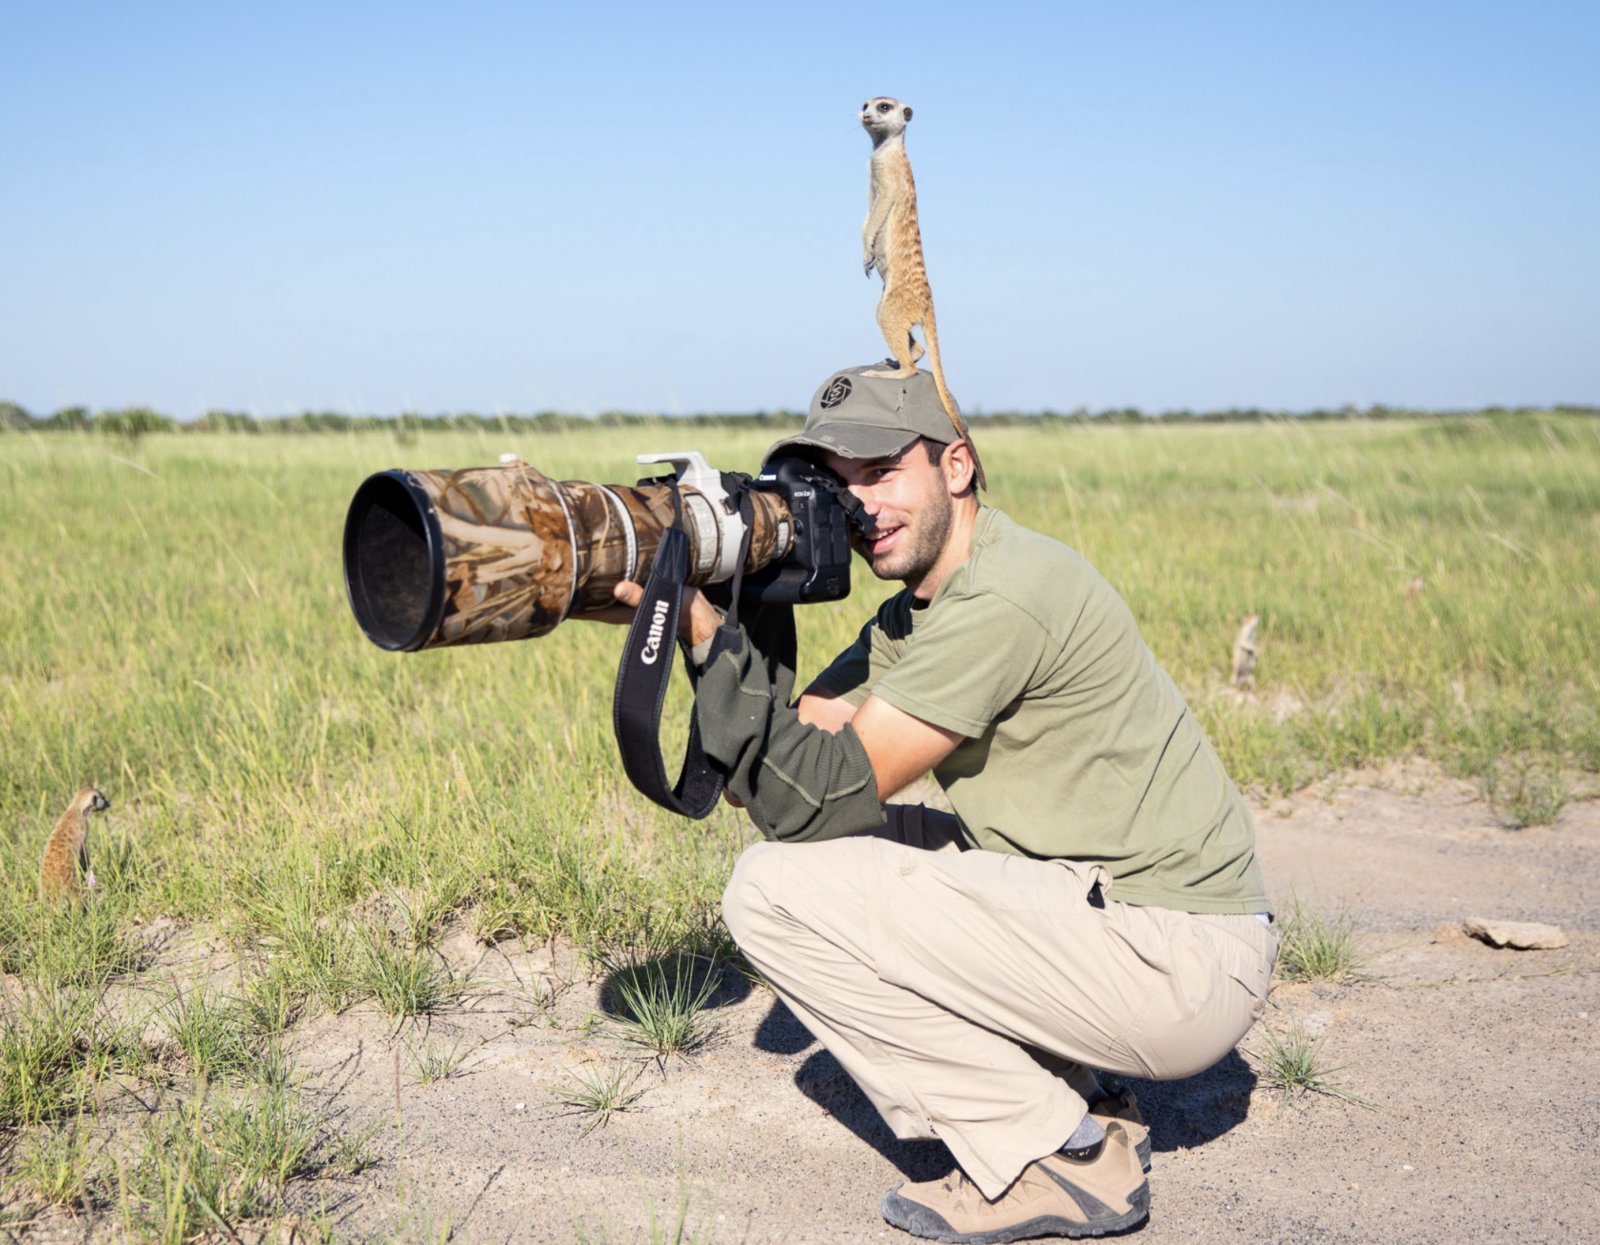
[[1091, 1088, 1151, 1173], [880, 1122, 1150, 1243]]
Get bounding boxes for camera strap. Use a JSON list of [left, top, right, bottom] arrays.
[[611, 483, 744, 820]]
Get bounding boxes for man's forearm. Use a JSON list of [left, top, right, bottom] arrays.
[[694, 630, 886, 843], [796, 688, 860, 733]]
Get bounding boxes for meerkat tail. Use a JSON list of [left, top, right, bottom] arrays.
[[921, 306, 987, 491]]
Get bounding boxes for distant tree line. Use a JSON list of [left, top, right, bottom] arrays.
[[2, 398, 1595, 437]]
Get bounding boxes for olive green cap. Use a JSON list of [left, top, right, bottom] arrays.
[[766, 363, 959, 464]]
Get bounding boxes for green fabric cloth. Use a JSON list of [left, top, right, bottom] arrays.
[[811, 507, 1269, 914], [693, 608, 887, 844]]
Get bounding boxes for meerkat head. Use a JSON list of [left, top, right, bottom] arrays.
[[79, 787, 110, 814], [861, 97, 912, 140]]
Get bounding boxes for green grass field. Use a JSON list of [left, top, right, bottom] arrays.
[[3, 415, 1597, 941], [0, 414, 1596, 1235]]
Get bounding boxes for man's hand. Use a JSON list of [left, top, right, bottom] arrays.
[[578, 581, 724, 649]]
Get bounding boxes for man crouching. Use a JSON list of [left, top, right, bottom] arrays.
[[616, 363, 1275, 1241]]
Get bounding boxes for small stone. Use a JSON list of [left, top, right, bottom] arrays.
[[513, 1102, 526, 1112], [1431, 922, 1468, 944], [1462, 917, 1569, 950], [1402, 1164, 1414, 1172]]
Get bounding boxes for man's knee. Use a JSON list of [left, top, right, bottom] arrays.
[[720, 840, 787, 949]]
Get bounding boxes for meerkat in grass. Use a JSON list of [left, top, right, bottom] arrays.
[[40, 786, 109, 900], [859, 96, 987, 490], [1230, 615, 1261, 690]]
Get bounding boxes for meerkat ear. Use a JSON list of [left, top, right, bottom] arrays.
[[903, 106, 913, 122]]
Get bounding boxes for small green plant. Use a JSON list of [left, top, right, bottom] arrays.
[[127, 1096, 261, 1240], [0, 986, 129, 1128], [210, 1083, 320, 1190], [471, 886, 537, 945], [238, 959, 301, 1038], [253, 1042, 297, 1094], [1498, 758, 1569, 828], [1276, 900, 1365, 982], [241, 883, 358, 1014], [349, 924, 463, 1019], [125, 1080, 321, 1240], [159, 986, 259, 1081], [605, 954, 721, 1060], [325, 1118, 382, 1176], [1253, 1024, 1373, 1107], [548, 1064, 648, 1134], [9, 901, 143, 988], [6, 1115, 98, 1209], [402, 1033, 474, 1085], [387, 877, 470, 949]]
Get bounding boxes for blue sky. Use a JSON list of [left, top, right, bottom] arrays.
[[3, 1, 1596, 418]]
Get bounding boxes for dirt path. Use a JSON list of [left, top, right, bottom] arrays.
[[282, 769, 1597, 1244], [17, 771, 1600, 1243]]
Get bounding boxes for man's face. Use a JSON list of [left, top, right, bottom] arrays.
[[822, 441, 954, 590]]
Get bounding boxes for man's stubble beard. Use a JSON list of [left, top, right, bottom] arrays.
[[864, 483, 953, 589]]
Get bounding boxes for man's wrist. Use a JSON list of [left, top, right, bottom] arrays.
[[688, 629, 719, 668], [686, 601, 727, 668]]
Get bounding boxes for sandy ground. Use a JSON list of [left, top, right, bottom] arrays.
[[12, 766, 1600, 1244]]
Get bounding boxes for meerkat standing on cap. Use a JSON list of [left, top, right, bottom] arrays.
[[39, 786, 109, 900], [859, 96, 986, 490]]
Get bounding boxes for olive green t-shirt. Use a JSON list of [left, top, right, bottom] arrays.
[[812, 507, 1268, 914]]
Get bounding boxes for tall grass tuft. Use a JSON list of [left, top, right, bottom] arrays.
[[0, 899, 143, 988], [1253, 1024, 1374, 1107], [1276, 901, 1366, 983], [122, 1088, 315, 1240], [7, 1114, 99, 1209], [0, 986, 137, 1129], [548, 1063, 649, 1134], [158, 986, 260, 1081], [348, 922, 464, 1019]]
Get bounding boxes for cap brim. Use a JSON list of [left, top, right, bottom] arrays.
[[766, 423, 919, 463]]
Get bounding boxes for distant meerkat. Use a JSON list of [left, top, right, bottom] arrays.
[[39, 786, 109, 899], [1230, 615, 1261, 689], [859, 96, 987, 490]]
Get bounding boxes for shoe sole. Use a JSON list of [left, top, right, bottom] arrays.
[[882, 1183, 1150, 1243]]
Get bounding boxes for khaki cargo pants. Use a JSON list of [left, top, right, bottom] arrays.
[[721, 805, 1278, 1199]]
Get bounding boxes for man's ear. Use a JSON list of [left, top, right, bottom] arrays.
[[941, 440, 977, 497]]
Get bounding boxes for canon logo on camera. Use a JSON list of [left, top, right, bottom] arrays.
[[640, 598, 671, 665]]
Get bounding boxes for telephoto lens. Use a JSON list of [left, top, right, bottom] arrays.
[[342, 453, 795, 651]]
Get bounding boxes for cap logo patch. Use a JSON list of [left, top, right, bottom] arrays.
[[819, 376, 853, 409]]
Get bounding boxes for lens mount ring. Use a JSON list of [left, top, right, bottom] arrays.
[[542, 467, 582, 621], [598, 485, 639, 584]]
